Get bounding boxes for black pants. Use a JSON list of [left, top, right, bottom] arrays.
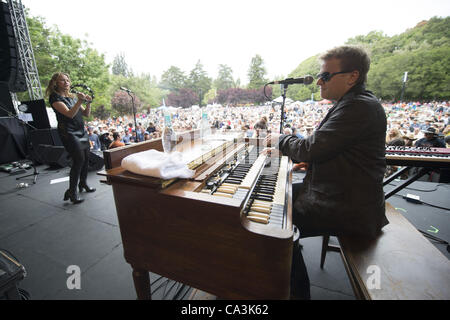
[[290, 226, 311, 299], [292, 182, 329, 238], [68, 147, 89, 193], [290, 182, 311, 299]]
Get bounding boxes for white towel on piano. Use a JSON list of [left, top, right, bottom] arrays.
[[121, 149, 195, 180]]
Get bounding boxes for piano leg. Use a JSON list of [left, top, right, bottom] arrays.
[[132, 268, 151, 300]]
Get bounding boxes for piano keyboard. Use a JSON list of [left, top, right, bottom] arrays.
[[201, 148, 289, 227], [386, 146, 450, 167], [244, 156, 288, 227], [204, 148, 265, 200]]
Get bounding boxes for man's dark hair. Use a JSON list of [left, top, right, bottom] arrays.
[[319, 45, 370, 85]]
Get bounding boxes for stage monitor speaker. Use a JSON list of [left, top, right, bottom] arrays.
[[21, 99, 51, 129], [37, 144, 71, 168], [0, 2, 27, 93], [88, 150, 104, 171], [29, 128, 63, 147]]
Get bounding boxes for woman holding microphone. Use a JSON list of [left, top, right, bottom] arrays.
[[46, 72, 96, 204]]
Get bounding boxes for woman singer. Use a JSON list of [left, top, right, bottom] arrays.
[[46, 72, 96, 204]]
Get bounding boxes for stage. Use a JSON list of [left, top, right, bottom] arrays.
[[0, 164, 448, 300]]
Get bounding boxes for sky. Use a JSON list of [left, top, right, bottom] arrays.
[[21, 0, 450, 85]]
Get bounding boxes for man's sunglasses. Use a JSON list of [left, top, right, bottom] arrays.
[[316, 70, 354, 82]]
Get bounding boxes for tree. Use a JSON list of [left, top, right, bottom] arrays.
[[368, 46, 450, 100], [160, 66, 187, 91], [187, 60, 212, 107], [247, 54, 268, 90], [111, 90, 142, 115], [112, 53, 132, 77], [110, 74, 166, 110], [24, 13, 52, 96], [289, 17, 450, 101], [25, 13, 111, 115], [203, 88, 217, 105], [167, 88, 198, 108], [286, 55, 320, 101], [214, 64, 234, 90], [233, 78, 241, 88], [91, 105, 109, 120], [216, 87, 271, 106]]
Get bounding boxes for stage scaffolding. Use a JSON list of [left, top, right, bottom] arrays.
[[7, 0, 42, 102]]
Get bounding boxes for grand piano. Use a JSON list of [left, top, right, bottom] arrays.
[[99, 129, 294, 299]]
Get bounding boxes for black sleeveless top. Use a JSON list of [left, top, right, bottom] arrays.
[[49, 93, 89, 151], [49, 93, 85, 133]]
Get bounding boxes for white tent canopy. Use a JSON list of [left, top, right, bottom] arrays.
[[273, 96, 293, 104], [157, 106, 178, 111]]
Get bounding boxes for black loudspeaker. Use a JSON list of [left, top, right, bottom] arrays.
[[0, 82, 14, 117], [0, 116, 27, 164], [37, 144, 71, 168], [0, 2, 26, 93], [88, 150, 104, 171], [21, 99, 51, 129], [28, 128, 62, 163], [29, 128, 62, 147]]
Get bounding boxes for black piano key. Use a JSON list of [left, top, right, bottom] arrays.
[[224, 179, 242, 184], [254, 195, 273, 201]]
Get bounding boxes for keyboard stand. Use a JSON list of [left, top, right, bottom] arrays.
[[383, 166, 433, 199]]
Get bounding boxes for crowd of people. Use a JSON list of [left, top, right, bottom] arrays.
[[85, 100, 450, 151]]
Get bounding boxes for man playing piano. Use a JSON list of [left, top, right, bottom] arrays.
[[269, 46, 389, 299]]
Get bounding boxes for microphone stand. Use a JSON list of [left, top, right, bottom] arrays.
[[279, 84, 288, 134], [127, 91, 138, 142]]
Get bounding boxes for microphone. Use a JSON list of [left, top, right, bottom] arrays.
[[120, 87, 133, 93], [267, 75, 314, 85]]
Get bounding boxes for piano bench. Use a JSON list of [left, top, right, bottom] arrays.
[[319, 202, 450, 299]]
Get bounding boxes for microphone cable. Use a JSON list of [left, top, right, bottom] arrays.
[[263, 83, 272, 101]]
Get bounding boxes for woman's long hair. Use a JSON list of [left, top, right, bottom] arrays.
[[45, 72, 74, 98]]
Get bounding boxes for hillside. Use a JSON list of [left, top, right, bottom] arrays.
[[288, 16, 450, 101]]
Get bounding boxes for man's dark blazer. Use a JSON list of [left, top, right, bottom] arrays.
[[279, 84, 389, 238]]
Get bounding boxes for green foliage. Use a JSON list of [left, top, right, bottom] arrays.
[[368, 46, 450, 101], [109, 73, 166, 111], [247, 54, 268, 90], [288, 16, 450, 101], [214, 64, 235, 90], [203, 88, 217, 105], [25, 13, 111, 117], [24, 14, 52, 92], [287, 55, 320, 101], [112, 53, 132, 77], [24, 12, 168, 119], [160, 66, 188, 91], [186, 60, 212, 107]]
